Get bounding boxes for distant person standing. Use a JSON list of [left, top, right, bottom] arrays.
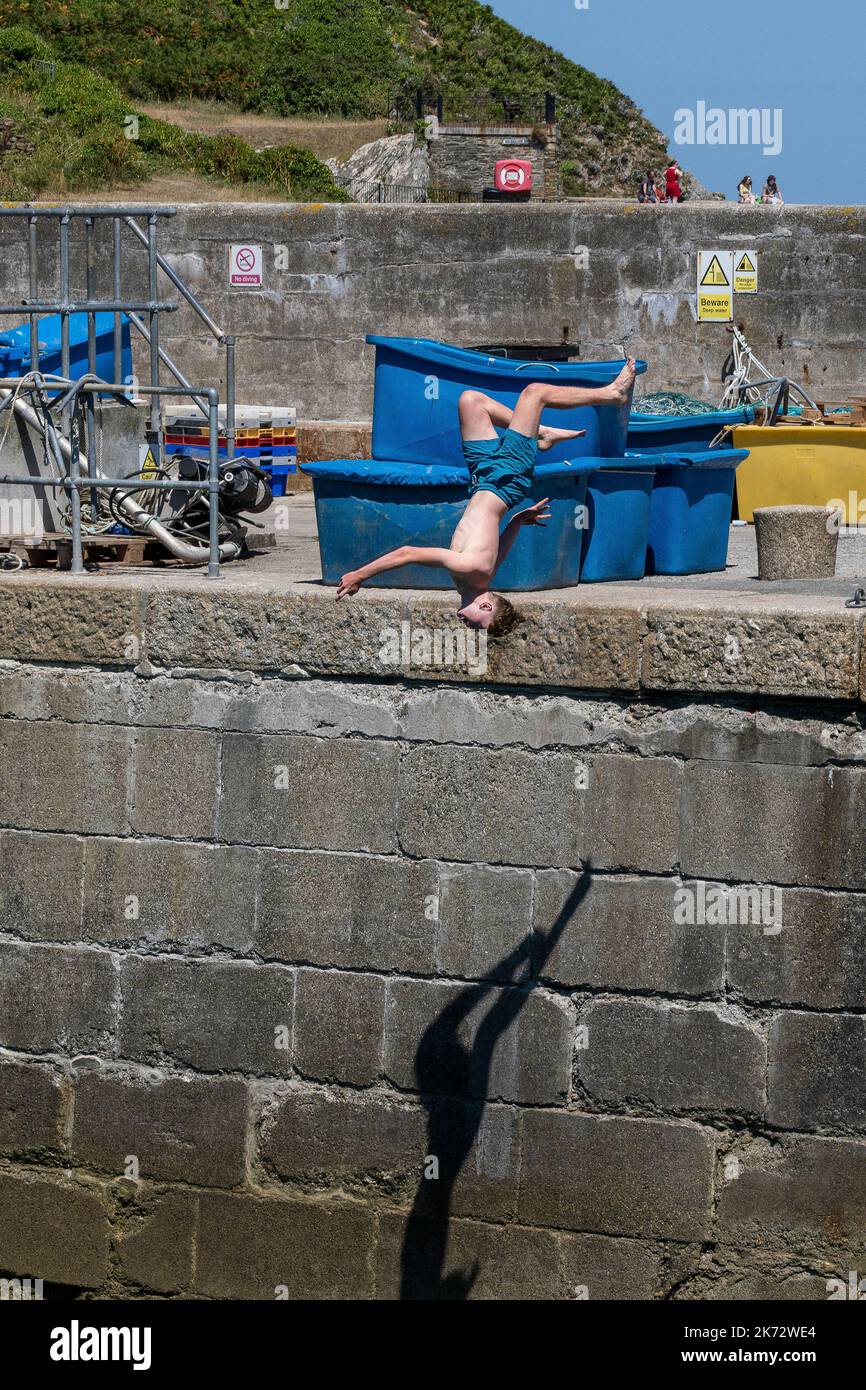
[[664, 160, 683, 203], [738, 175, 756, 203], [762, 174, 783, 204], [638, 171, 658, 203]]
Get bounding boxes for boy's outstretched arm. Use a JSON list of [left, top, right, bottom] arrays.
[[494, 498, 551, 570], [336, 544, 479, 599]]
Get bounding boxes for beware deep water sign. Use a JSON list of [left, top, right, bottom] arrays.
[[697, 250, 733, 321]]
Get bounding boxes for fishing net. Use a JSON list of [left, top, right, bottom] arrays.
[[632, 390, 718, 416]]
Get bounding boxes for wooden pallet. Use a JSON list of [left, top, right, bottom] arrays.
[[16, 532, 165, 570]]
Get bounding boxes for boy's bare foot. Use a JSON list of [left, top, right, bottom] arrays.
[[598, 357, 637, 406], [538, 425, 587, 451]]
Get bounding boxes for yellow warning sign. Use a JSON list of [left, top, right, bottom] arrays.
[[700, 254, 730, 287], [698, 292, 734, 321], [733, 248, 758, 294], [697, 250, 733, 321], [140, 446, 158, 479]]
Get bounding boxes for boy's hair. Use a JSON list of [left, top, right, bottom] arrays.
[[487, 594, 525, 639]]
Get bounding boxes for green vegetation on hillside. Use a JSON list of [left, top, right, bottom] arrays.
[[0, 0, 675, 196], [0, 25, 348, 201]]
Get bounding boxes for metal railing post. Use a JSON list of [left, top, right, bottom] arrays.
[[27, 215, 39, 377], [84, 215, 99, 512], [113, 216, 123, 386], [59, 213, 71, 437], [207, 389, 220, 579], [146, 213, 161, 465], [68, 409, 84, 574], [225, 335, 236, 461]]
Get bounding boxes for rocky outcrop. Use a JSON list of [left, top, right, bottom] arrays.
[[328, 133, 430, 198]]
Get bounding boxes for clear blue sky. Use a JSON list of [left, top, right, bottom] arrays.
[[487, 0, 861, 204]]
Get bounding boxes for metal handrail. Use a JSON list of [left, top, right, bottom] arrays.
[[122, 216, 226, 342], [121, 214, 237, 445], [0, 207, 178, 217], [0, 205, 237, 460]]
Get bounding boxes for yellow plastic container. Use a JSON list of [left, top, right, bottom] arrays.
[[733, 424, 866, 522]]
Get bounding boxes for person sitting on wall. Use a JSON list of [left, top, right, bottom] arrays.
[[738, 175, 756, 203], [638, 171, 659, 203], [762, 174, 783, 204], [335, 361, 638, 634]]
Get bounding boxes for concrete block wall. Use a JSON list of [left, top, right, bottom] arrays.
[[0, 204, 863, 421], [1, 654, 866, 1299]]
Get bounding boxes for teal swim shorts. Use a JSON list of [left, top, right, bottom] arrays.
[[463, 428, 537, 510]]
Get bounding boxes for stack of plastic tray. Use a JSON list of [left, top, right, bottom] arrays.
[[164, 405, 297, 495]]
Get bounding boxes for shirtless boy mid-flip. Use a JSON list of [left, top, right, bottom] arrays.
[[336, 360, 637, 634]]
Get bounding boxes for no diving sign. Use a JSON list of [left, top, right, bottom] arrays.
[[230, 244, 263, 287]]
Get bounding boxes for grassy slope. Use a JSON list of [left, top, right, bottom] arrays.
[[0, 0, 679, 196], [0, 27, 348, 201]]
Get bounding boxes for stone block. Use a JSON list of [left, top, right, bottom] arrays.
[[257, 850, 435, 973], [293, 969, 385, 1086], [578, 998, 766, 1118], [119, 956, 294, 1075], [72, 1070, 247, 1188], [535, 870, 724, 996], [517, 1111, 715, 1240], [0, 942, 115, 1054], [219, 734, 399, 852], [195, 1191, 375, 1299], [384, 978, 572, 1105]]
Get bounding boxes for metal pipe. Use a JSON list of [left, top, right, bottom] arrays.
[[59, 214, 70, 388], [125, 310, 209, 418], [27, 216, 39, 377], [0, 475, 228, 492], [207, 391, 220, 578], [0, 300, 178, 314], [84, 216, 99, 512], [0, 207, 178, 218], [225, 335, 236, 459], [0, 379, 216, 394], [146, 214, 162, 466], [68, 412, 84, 574], [112, 217, 123, 387], [122, 216, 226, 342]]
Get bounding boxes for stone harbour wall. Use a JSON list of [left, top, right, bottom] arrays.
[[1, 202, 864, 421], [1, 587, 866, 1298]]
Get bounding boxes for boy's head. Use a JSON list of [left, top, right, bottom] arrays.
[[457, 592, 524, 637]]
